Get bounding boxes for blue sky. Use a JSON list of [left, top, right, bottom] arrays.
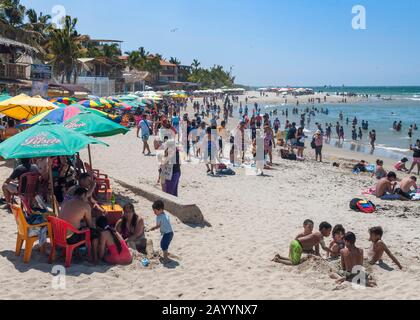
[[21, 0, 420, 86]]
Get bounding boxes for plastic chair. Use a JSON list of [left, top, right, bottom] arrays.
[[12, 204, 51, 263], [84, 162, 111, 191], [47, 216, 91, 268]]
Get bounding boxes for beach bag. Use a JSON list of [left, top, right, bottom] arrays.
[[311, 138, 316, 149], [161, 164, 173, 181], [350, 198, 376, 213], [143, 120, 152, 136]]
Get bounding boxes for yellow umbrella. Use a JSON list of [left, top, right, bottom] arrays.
[[0, 94, 58, 120]]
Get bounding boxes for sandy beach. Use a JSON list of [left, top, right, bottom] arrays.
[[1, 93, 419, 300]]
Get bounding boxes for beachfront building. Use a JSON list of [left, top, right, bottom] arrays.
[[76, 57, 125, 96], [122, 70, 150, 93], [0, 35, 39, 94]]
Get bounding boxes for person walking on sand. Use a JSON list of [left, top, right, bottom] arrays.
[[137, 114, 153, 156], [369, 130, 376, 150], [408, 139, 420, 175], [313, 130, 323, 162]]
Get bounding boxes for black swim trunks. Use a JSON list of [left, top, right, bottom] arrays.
[[67, 228, 99, 245]]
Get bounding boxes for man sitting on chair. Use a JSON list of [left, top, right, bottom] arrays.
[[2, 158, 39, 209], [59, 187, 99, 263]]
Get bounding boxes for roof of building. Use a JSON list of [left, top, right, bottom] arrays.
[[0, 36, 39, 53], [49, 83, 91, 93], [159, 60, 177, 67], [88, 39, 123, 43]]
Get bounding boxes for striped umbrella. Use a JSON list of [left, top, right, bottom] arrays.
[[22, 106, 85, 126], [49, 97, 78, 106], [79, 99, 103, 109]]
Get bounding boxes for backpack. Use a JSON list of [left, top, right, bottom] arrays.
[[311, 138, 316, 149], [350, 198, 376, 213]]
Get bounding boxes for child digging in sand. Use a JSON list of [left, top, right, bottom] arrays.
[[273, 222, 332, 265], [368, 226, 403, 270], [333, 232, 376, 287], [328, 224, 346, 259], [149, 200, 174, 264]]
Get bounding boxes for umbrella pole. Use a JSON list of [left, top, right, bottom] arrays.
[[48, 158, 56, 215], [88, 144, 92, 168]]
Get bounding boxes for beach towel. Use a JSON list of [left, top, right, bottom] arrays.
[[362, 186, 376, 195]]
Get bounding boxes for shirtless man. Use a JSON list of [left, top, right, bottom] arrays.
[[335, 232, 376, 287], [368, 226, 402, 269], [66, 173, 105, 216], [376, 172, 409, 201], [59, 187, 99, 262], [273, 222, 332, 265], [397, 176, 417, 200]]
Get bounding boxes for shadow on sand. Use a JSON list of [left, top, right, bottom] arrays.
[[0, 249, 113, 277]]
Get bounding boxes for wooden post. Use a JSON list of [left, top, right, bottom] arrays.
[[48, 157, 56, 215], [88, 144, 92, 168]]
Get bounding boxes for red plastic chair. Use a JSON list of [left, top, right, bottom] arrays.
[[47, 216, 91, 268], [17, 172, 41, 215], [84, 162, 111, 191]]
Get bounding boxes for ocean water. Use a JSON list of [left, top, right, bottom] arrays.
[[312, 86, 420, 101], [255, 98, 420, 161]]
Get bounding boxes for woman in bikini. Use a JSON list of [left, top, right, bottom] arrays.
[[116, 203, 150, 254], [97, 216, 133, 265]]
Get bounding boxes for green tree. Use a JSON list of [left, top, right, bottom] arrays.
[[169, 57, 181, 65], [45, 15, 87, 83], [0, 0, 26, 27]]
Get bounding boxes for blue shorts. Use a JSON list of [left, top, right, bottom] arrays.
[[142, 134, 150, 141], [380, 193, 401, 201], [161, 232, 174, 251]]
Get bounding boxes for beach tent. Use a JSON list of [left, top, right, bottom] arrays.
[[0, 94, 58, 120]]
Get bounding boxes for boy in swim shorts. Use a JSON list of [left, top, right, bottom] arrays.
[[273, 222, 332, 265]]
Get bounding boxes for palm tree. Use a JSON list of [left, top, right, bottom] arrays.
[[0, 0, 26, 27], [24, 9, 52, 42], [46, 15, 87, 83], [124, 50, 143, 70], [169, 57, 181, 65], [191, 59, 201, 71], [102, 43, 121, 61], [138, 46, 149, 59]]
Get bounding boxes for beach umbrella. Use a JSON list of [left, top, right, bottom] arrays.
[[99, 98, 121, 109], [68, 103, 118, 120], [0, 121, 108, 214], [0, 121, 107, 159], [64, 111, 129, 138], [63, 111, 128, 166], [0, 94, 12, 102], [22, 106, 86, 126], [49, 97, 78, 106], [0, 94, 58, 120], [79, 99, 103, 109]]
